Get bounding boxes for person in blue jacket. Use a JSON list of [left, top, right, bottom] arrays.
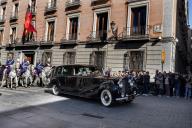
[[35, 60, 44, 76], [5, 55, 15, 75], [19, 57, 29, 76]]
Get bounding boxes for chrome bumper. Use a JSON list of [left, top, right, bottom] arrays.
[[115, 94, 135, 101]]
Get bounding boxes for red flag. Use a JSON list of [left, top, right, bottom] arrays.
[[24, 12, 36, 35]]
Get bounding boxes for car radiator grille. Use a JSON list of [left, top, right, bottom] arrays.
[[119, 78, 132, 97]]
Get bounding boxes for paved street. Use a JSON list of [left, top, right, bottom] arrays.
[[0, 87, 191, 128]]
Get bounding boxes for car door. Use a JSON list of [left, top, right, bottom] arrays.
[[53, 66, 65, 89], [55, 66, 66, 88], [62, 66, 77, 93], [76, 67, 100, 96]]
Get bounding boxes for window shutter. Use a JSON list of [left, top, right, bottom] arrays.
[[69, 19, 73, 39], [63, 52, 67, 65], [71, 52, 75, 64], [89, 52, 95, 65], [95, 51, 105, 68], [129, 51, 144, 71], [47, 23, 51, 41], [50, 22, 54, 41], [123, 52, 130, 71]]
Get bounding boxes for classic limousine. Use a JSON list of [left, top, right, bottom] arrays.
[[48, 65, 136, 106]]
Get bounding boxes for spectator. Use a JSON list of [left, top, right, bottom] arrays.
[[158, 72, 164, 96], [185, 75, 192, 99], [169, 72, 175, 96], [174, 74, 180, 97], [104, 67, 112, 77], [143, 71, 150, 95], [180, 74, 186, 97], [136, 72, 144, 95], [154, 70, 160, 96], [164, 73, 170, 97]]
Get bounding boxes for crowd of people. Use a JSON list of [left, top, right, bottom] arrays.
[[105, 68, 192, 99], [153, 70, 191, 99]]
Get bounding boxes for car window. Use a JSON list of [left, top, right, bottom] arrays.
[[75, 66, 97, 76], [56, 67, 63, 76], [62, 67, 75, 76]]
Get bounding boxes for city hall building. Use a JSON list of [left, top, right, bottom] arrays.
[[0, 0, 189, 75]]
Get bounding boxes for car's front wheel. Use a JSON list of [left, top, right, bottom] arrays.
[[52, 84, 60, 96], [100, 89, 113, 107]]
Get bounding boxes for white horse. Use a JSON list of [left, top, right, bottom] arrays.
[[18, 65, 33, 88], [1, 65, 18, 89], [32, 66, 53, 87], [41, 66, 53, 86]]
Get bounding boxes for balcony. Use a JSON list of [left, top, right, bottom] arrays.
[[14, 38, 40, 48], [0, 15, 5, 24], [87, 30, 108, 43], [40, 41, 54, 47], [0, 0, 7, 5], [65, 0, 81, 9], [45, 1, 57, 14], [91, 0, 110, 6], [9, 13, 18, 22], [61, 33, 79, 45], [118, 26, 150, 41]]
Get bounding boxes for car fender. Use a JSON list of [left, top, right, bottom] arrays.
[[49, 78, 61, 88], [98, 80, 118, 98]]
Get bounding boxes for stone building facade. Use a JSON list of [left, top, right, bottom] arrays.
[[0, 0, 189, 76]]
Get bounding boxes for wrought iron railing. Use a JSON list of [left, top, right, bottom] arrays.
[[61, 33, 79, 44], [12, 37, 39, 45], [87, 30, 108, 42], [68, 33, 78, 40], [65, 0, 81, 8], [119, 26, 150, 40]]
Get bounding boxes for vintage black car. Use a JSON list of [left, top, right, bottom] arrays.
[[48, 65, 136, 106]]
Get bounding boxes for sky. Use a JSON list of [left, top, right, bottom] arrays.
[[190, 0, 192, 27]]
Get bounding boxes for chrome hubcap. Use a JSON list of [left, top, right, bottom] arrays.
[[101, 90, 112, 106]]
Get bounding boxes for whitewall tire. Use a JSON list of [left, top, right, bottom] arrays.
[[52, 84, 60, 96], [100, 89, 113, 107]]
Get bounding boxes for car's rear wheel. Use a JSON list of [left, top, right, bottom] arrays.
[[100, 89, 113, 107], [52, 84, 60, 96]]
